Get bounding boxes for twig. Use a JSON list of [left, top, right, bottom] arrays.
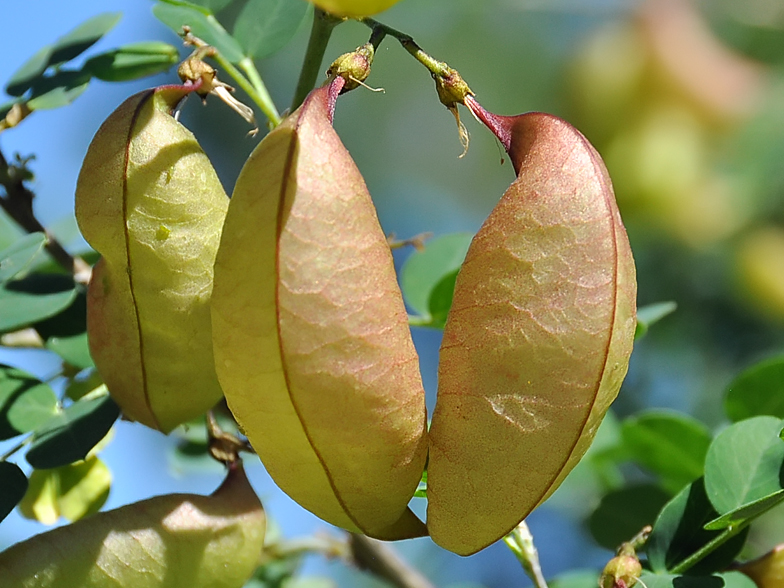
[[349, 533, 436, 588], [291, 9, 343, 112], [0, 147, 90, 282], [504, 522, 549, 588]]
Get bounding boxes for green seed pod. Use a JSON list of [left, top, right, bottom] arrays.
[[0, 465, 265, 588], [75, 86, 229, 433], [211, 79, 428, 540], [427, 99, 637, 555]]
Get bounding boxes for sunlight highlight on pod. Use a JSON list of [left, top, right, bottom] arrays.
[[211, 77, 428, 540], [0, 465, 265, 588], [426, 96, 637, 555], [75, 86, 228, 434]]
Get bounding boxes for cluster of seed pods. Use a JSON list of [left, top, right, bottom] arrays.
[[66, 54, 635, 568]]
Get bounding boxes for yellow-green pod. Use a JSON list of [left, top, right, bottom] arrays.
[[0, 465, 265, 588], [427, 102, 637, 555], [211, 79, 427, 540], [75, 86, 228, 433]]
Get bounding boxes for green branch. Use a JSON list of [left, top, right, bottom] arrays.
[[291, 9, 343, 112]]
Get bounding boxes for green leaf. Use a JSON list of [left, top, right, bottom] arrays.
[[647, 478, 749, 575], [48, 13, 122, 66], [400, 232, 473, 319], [19, 456, 111, 524], [634, 301, 677, 339], [0, 365, 59, 441], [27, 70, 91, 111], [36, 290, 94, 369], [427, 270, 458, 329], [153, 0, 245, 63], [704, 489, 784, 530], [704, 416, 784, 515], [5, 13, 121, 97], [549, 570, 600, 588], [621, 410, 712, 493], [638, 572, 756, 588], [233, 0, 310, 60], [187, 0, 236, 10], [0, 233, 47, 283], [588, 484, 671, 550], [65, 370, 104, 402], [25, 393, 120, 469], [725, 356, 784, 422], [0, 274, 77, 333], [0, 462, 28, 523], [84, 41, 179, 82], [5, 46, 53, 97]]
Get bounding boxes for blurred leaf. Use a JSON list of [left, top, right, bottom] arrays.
[[48, 13, 122, 66], [18, 456, 111, 524], [188, 0, 236, 10], [84, 41, 179, 81], [647, 478, 749, 575], [725, 356, 784, 422], [702, 1, 784, 64], [427, 270, 458, 329], [0, 365, 59, 441], [27, 70, 91, 111], [621, 410, 711, 493], [0, 273, 77, 333], [234, 0, 310, 60], [36, 289, 93, 369], [6, 46, 53, 97], [26, 392, 120, 469], [635, 301, 677, 339], [153, 0, 245, 63], [588, 484, 671, 550], [0, 462, 28, 523], [169, 441, 223, 475], [638, 572, 756, 588], [704, 489, 784, 531], [5, 13, 121, 97], [704, 416, 784, 515], [65, 369, 103, 401], [400, 232, 473, 319], [549, 570, 599, 588], [0, 233, 47, 283], [281, 580, 335, 588]]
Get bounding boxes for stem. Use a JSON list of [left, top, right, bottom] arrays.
[[349, 534, 436, 588], [0, 147, 90, 281], [291, 9, 342, 112], [0, 435, 31, 462], [504, 522, 549, 588], [670, 523, 748, 575], [358, 18, 452, 78], [238, 57, 281, 127]]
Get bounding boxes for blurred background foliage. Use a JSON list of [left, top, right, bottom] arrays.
[[3, 0, 784, 586]]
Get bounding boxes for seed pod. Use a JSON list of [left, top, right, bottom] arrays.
[[75, 86, 229, 433], [427, 98, 637, 555], [0, 464, 265, 588], [211, 78, 428, 540], [740, 544, 784, 588]]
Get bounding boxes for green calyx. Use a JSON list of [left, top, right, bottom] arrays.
[[327, 42, 375, 92]]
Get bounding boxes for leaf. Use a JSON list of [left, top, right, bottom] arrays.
[[153, 0, 245, 63], [36, 289, 94, 369], [19, 457, 112, 524], [635, 301, 677, 339], [0, 462, 28, 523], [83, 41, 180, 82], [233, 0, 310, 60], [427, 270, 458, 329], [588, 484, 671, 550], [704, 416, 784, 515], [725, 356, 784, 422], [5, 46, 53, 97], [704, 489, 784, 530], [48, 13, 122, 67], [0, 233, 47, 283], [638, 572, 757, 588], [27, 70, 92, 111], [187, 0, 236, 10], [621, 410, 712, 493], [25, 392, 120, 469], [0, 273, 77, 334], [0, 365, 59, 441], [64, 369, 104, 402], [399, 232, 473, 319], [549, 570, 601, 588], [647, 478, 750, 575], [4, 13, 121, 97]]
